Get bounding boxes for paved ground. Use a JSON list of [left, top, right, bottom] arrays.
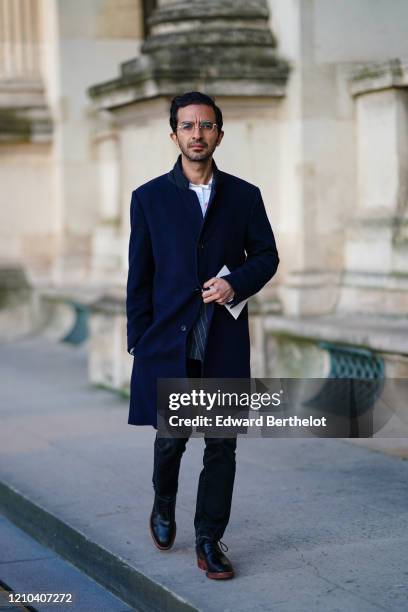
[[1, 337, 408, 611], [0, 514, 133, 611]]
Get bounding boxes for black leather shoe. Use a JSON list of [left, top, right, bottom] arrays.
[[196, 537, 234, 579], [149, 495, 176, 551]]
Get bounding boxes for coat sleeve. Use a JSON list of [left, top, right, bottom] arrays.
[[126, 190, 155, 355], [222, 187, 279, 306]]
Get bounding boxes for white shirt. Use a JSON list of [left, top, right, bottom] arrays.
[[189, 175, 213, 217]]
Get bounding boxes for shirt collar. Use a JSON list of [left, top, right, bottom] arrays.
[[168, 154, 222, 191], [189, 175, 213, 188]]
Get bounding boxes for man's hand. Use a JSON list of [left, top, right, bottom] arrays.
[[202, 277, 235, 305]]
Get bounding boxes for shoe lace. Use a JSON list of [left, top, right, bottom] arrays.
[[218, 540, 228, 553], [198, 537, 229, 553]]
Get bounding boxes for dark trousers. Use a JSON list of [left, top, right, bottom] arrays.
[[152, 359, 237, 541]]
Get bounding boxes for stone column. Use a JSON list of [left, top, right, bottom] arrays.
[[0, 0, 40, 79], [0, 0, 52, 286], [0, 0, 50, 143], [339, 59, 408, 315], [90, 126, 123, 283]]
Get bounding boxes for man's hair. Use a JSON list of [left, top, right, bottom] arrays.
[[169, 91, 223, 133]]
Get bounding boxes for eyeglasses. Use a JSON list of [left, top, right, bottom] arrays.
[[177, 121, 218, 133]]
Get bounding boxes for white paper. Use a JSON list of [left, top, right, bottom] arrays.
[[216, 265, 248, 320]]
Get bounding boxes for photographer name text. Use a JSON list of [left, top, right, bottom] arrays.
[[167, 415, 327, 428]]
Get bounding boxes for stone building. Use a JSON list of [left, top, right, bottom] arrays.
[[1, 1, 408, 420]]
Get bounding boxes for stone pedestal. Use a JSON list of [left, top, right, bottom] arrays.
[[88, 295, 132, 395]]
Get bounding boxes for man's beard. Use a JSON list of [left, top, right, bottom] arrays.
[[178, 140, 216, 162]]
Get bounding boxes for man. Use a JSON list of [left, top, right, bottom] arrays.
[[126, 91, 279, 579]]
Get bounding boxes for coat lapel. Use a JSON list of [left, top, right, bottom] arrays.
[[179, 188, 204, 237], [166, 154, 224, 241]]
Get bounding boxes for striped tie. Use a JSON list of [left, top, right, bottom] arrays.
[[186, 184, 212, 361], [186, 301, 208, 361]]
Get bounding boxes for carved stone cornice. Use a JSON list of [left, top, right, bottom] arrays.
[[0, 80, 52, 144], [89, 0, 290, 110], [350, 58, 408, 96]]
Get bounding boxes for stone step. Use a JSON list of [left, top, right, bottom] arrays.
[[0, 513, 134, 612], [0, 483, 196, 612]]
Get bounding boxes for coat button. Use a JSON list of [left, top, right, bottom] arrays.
[[198, 242, 204, 249], [180, 325, 187, 332], [194, 286, 202, 293]]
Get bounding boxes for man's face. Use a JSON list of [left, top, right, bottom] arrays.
[[170, 104, 224, 162]]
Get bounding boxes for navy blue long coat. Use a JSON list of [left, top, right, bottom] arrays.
[[126, 155, 279, 427]]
